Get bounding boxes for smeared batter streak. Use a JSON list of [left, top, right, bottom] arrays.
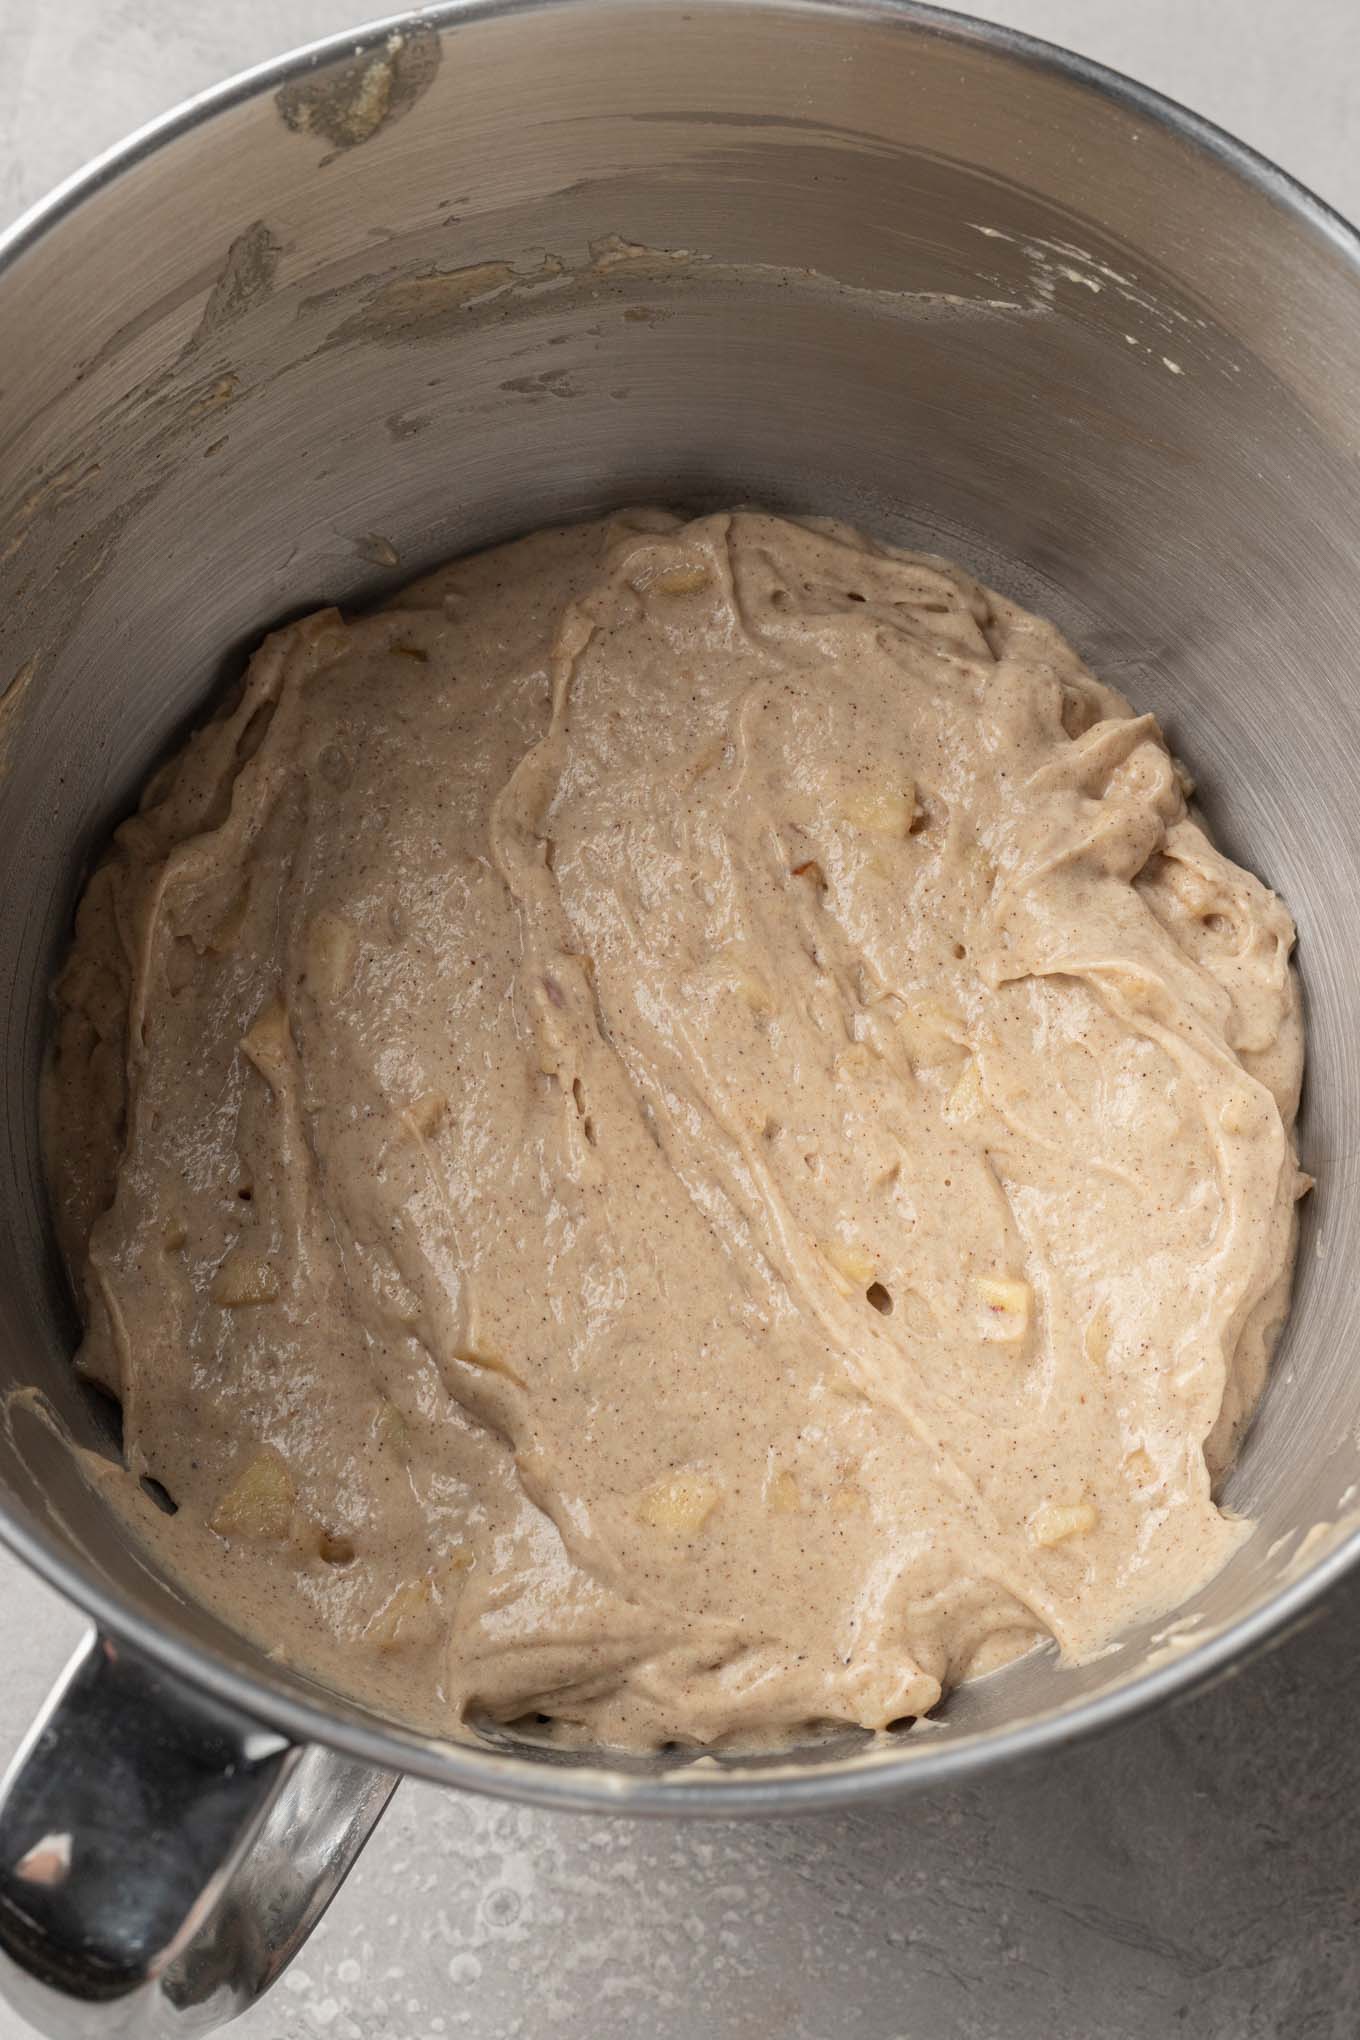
[[43, 510, 1306, 1748]]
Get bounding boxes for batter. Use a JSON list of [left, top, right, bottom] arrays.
[[42, 510, 1306, 1748]]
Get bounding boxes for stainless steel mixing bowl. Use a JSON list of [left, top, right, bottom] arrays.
[[2, 2, 1359, 2031]]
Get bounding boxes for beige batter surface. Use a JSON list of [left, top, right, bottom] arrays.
[[42, 510, 1306, 1749]]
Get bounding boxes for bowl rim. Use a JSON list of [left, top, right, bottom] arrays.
[[2, 0, 1358, 1815]]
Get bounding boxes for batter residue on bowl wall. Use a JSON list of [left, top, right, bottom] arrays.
[[42, 509, 1306, 1748]]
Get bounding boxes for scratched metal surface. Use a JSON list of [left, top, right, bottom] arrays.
[[3, 3, 1360, 2036]]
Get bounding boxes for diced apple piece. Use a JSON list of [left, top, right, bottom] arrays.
[[842, 789, 915, 836], [367, 1578, 433, 1652], [241, 997, 291, 1086], [1030, 1500, 1099, 1548], [769, 1470, 802, 1515], [830, 1483, 867, 1517], [210, 1251, 279, 1308], [978, 1276, 1031, 1341], [206, 883, 250, 957], [367, 1549, 472, 1652], [304, 912, 358, 1002], [651, 565, 710, 595], [211, 1451, 295, 1542], [823, 1240, 877, 1287], [634, 1471, 720, 1535], [402, 1089, 448, 1139], [373, 1399, 409, 1457]]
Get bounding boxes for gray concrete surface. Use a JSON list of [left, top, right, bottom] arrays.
[[3, 4, 1360, 2035]]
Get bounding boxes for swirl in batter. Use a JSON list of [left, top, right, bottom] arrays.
[[43, 510, 1306, 1747]]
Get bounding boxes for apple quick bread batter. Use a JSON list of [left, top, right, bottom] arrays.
[[42, 510, 1306, 1748]]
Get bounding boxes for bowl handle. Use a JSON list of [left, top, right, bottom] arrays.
[[0, 1625, 397, 2037]]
